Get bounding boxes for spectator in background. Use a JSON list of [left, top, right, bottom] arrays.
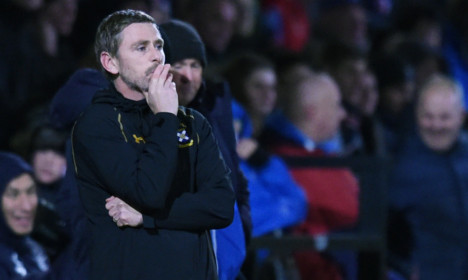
[[0, 152, 50, 279], [231, 100, 307, 280], [4, 0, 79, 151], [222, 52, 307, 235], [388, 74, 468, 280], [314, 0, 369, 51], [160, 19, 250, 280], [371, 53, 416, 153], [228, 0, 261, 50], [27, 125, 67, 203], [223, 53, 307, 278], [223, 53, 278, 138], [231, 98, 307, 239], [260, 72, 359, 280], [25, 124, 70, 261], [320, 41, 385, 156], [181, 0, 239, 79]]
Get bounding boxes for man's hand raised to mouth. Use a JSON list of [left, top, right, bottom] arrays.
[[144, 63, 179, 115]]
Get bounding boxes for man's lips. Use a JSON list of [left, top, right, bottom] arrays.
[[12, 215, 33, 227], [146, 64, 159, 76]]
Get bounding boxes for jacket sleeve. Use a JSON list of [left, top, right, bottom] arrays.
[[145, 113, 235, 230], [72, 108, 179, 211], [232, 154, 252, 242]]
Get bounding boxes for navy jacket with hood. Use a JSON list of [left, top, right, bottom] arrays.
[[389, 132, 468, 279], [72, 85, 234, 280], [0, 152, 50, 280]]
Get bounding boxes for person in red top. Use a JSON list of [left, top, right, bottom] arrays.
[[260, 71, 359, 280]]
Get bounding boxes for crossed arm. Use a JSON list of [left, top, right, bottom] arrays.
[[105, 112, 235, 230], [106, 196, 142, 227]]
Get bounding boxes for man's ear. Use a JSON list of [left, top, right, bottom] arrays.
[[100, 52, 119, 75]]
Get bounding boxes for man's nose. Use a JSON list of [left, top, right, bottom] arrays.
[[151, 46, 164, 64], [179, 66, 192, 81], [43, 151, 56, 163], [18, 194, 36, 212], [431, 118, 445, 131]]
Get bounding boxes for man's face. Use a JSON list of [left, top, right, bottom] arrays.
[[334, 58, 367, 108], [113, 22, 165, 95], [357, 72, 378, 116], [170, 58, 203, 106], [304, 77, 346, 142], [32, 150, 66, 185], [46, 0, 78, 36], [196, 0, 237, 53], [244, 68, 277, 117], [417, 87, 465, 152], [381, 81, 415, 116], [2, 173, 38, 236], [326, 5, 368, 49]]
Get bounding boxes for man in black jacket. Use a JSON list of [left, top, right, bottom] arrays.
[[159, 19, 251, 246], [72, 9, 234, 280], [160, 19, 251, 279]]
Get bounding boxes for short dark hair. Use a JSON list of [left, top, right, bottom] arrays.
[[94, 9, 157, 79], [28, 124, 67, 161]]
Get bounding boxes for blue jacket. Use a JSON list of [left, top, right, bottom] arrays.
[[389, 132, 468, 280], [232, 101, 307, 237], [0, 238, 49, 280]]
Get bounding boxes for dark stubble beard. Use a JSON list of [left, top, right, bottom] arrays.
[[121, 75, 148, 93], [120, 64, 159, 94]]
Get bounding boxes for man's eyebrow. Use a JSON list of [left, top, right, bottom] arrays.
[[131, 40, 150, 48], [131, 38, 164, 48], [155, 38, 164, 46]]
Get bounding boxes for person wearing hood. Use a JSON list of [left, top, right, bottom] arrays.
[[72, 9, 234, 280], [0, 151, 50, 279], [46, 67, 109, 280]]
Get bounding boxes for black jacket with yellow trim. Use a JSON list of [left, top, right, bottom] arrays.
[[72, 85, 234, 280]]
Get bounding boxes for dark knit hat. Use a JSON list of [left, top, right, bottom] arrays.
[[0, 152, 32, 194], [160, 19, 207, 67]]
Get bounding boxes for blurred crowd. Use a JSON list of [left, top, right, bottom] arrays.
[[1, 0, 468, 279]]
